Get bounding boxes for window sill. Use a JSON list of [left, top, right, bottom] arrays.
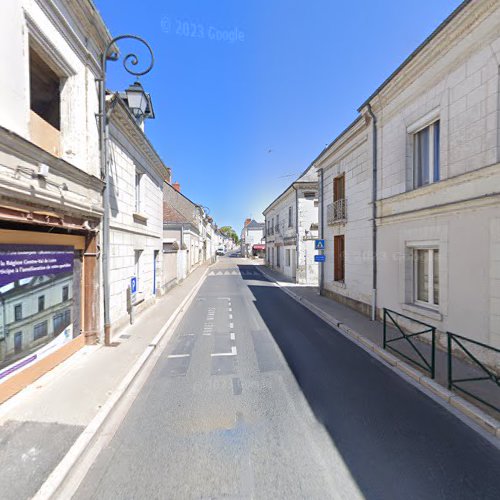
[[401, 303, 442, 322], [133, 212, 148, 224]]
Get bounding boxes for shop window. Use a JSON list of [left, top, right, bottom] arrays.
[[30, 47, 61, 130], [14, 304, 22, 321], [413, 121, 440, 188], [38, 295, 45, 312], [334, 235, 345, 282], [33, 321, 48, 341]]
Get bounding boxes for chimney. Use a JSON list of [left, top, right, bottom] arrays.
[[244, 218, 251, 227], [172, 182, 181, 192]]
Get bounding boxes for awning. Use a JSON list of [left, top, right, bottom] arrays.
[[252, 244, 265, 251]]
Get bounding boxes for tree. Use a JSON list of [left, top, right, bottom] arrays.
[[220, 226, 239, 244]]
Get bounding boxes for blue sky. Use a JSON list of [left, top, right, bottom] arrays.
[[94, 0, 462, 234]]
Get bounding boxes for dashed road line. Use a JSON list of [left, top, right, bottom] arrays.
[[230, 332, 235, 341], [167, 354, 190, 359], [229, 322, 234, 329], [211, 346, 237, 357]]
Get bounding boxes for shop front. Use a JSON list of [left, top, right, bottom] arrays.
[[0, 219, 99, 404]]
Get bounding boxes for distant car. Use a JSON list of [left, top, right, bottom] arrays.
[[216, 248, 225, 256]]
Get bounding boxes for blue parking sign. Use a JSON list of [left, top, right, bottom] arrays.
[[315, 239, 325, 250], [131, 276, 137, 294]]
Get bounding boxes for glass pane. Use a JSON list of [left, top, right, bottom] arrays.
[[433, 121, 440, 182], [433, 249, 439, 305], [416, 249, 429, 302], [415, 127, 430, 187]]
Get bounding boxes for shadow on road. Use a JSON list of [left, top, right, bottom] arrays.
[[242, 265, 500, 500]]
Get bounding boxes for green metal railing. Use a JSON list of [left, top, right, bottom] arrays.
[[447, 332, 500, 413], [383, 308, 436, 379]]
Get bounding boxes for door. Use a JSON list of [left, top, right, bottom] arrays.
[[14, 332, 22, 354]]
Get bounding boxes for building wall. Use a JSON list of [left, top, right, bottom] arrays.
[[372, 1, 500, 359], [108, 120, 164, 331], [296, 190, 319, 285], [318, 123, 372, 312]]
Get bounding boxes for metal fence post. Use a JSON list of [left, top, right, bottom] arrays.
[[383, 308, 387, 349], [447, 332, 452, 390], [431, 327, 436, 379]]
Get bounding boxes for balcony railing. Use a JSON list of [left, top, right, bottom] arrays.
[[327, 198, 347, 224]]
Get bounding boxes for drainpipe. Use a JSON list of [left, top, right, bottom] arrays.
[[99, 76, 112, 345], [319, 168, 324, 294], [367, 104, 378, 321], [293, 185, 299, 283]]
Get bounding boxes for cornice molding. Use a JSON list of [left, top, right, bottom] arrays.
[[110, 98, 170, 182], [0, 126, 104, 192]]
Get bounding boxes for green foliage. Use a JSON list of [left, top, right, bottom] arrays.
[[220, 225, 239, 244]]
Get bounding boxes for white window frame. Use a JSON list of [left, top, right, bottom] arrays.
[[412, 120, 440, 188], [411, 244, 439, 309]]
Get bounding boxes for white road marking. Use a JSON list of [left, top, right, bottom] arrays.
[[229, 314, 233, 320], [203, 333, 211, 336], [217, 297, 231, 300], [211, 346, 237, 357], [228, 307, 232, 312], [167, 354, 190, 359], [229, 322, 234, 329], [230, 332, 235, 341]]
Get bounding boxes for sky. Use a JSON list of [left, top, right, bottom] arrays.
[[94, 0, 463, 234]]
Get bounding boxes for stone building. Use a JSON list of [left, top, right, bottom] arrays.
[[315, 117, 372, 314], [263, 166, 319, 284], [313, 0, 500, 361], [107, 93, 170, 333], [240, 219, 265, 257], [0, 0, 111, 402]]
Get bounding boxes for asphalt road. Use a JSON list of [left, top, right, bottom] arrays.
[[74, 258, 500, 500]]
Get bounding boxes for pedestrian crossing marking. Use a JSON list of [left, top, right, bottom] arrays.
[[208, 270, 261, 277]]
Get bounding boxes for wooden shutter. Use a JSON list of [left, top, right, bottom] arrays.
[[334, 174, 345, 202], [334, 235, 345, 281]]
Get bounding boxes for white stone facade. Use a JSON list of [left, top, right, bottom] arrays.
[[264, 167, 319, 285], [240, 221, 265, 257], [316, 118, 372, 314], [108, 99, 169, 331]]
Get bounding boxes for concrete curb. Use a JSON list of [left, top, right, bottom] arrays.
[[257, 267, 500, 440], [33, 266, 211, 500]]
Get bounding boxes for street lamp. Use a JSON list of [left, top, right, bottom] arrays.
[[98, 35, 154, 345], [125, 81, 149, 120]]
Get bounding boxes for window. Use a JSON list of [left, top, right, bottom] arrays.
[[14, 304, 22, 321], [134, 250, 143, 292], [62, 285, 69, 302], [414, 121, 440, 188], [334, 235, 345, 282], [334, 174, 345, 202], [30, 47, 61, 130], [38, 295, 45, 312], [414, 248, 439, 307], [33, 321, 48, 340], [53, 310, 71, 335], [286, 249, 291, 267], [271, 218, 274, 235], [135, 171, 142, 212], [277, 247, 281, 267], [288, 206, 293, 227]]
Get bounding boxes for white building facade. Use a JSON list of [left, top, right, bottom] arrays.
[[316, 117, 372, 314], [264, 167, 319, 284], [107, 97, 169, 333], [240, 220, 265, 257]]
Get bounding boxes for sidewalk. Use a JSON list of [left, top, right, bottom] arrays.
[[257, 263, 500, 434], [0, 262, 210, 500]]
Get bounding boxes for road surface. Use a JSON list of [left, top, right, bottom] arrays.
[[74, 257, 500, 499]]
